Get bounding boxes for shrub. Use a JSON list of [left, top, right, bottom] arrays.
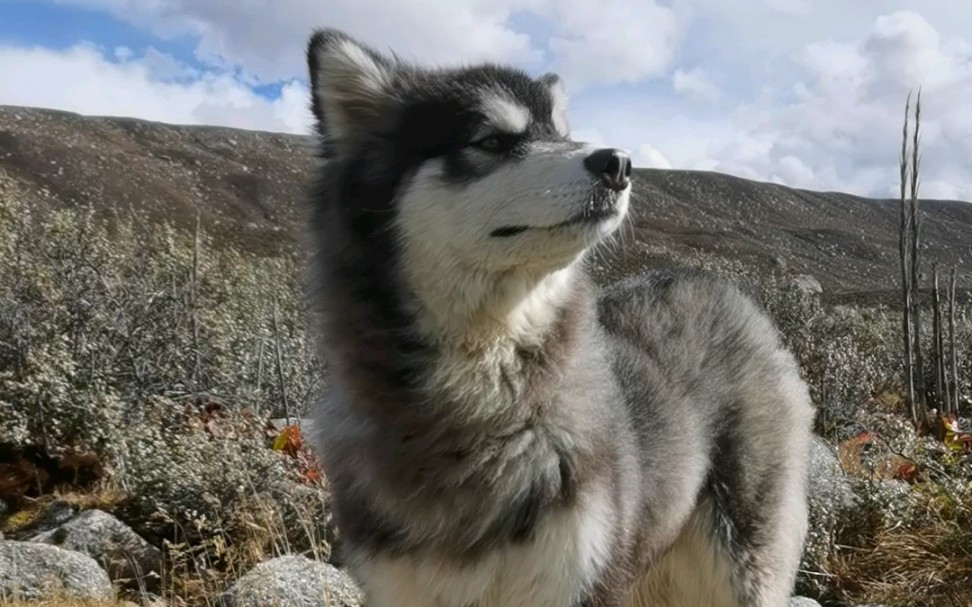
[[0, 179, 324, 461], [0, 179, 331, 585]]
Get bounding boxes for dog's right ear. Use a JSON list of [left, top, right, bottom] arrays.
[[538, 73, 569, 137], [306, 29, 396, 145]]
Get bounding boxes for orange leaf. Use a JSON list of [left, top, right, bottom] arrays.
[[272, 425, 303, 456], [301, 468, 321, 483], [893, 460, 919, 483]]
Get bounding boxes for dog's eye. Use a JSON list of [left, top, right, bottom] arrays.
[[473, 135, 503, 152]]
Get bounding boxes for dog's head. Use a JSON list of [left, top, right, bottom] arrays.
[[306, 29, 632, 276]]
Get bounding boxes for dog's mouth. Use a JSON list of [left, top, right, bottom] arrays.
[[490, 187, 623, 238]]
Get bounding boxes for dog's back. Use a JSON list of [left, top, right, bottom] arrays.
[[599, 271, 813, 606]]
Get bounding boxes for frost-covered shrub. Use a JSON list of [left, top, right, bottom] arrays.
[[0, 182, 325, 461], [0, 179, 330, 560], [113, 396, 331, 552]]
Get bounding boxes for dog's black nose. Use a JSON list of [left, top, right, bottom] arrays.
[[584, 148, 632, 191]]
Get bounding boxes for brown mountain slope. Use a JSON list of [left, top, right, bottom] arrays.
[[2, 105, 970, 304]]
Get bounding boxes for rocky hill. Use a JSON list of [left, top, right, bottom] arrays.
[[2, 104, 970, 305]]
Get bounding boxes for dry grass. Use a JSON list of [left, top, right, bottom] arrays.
[[834, 528, 972, 606], [831, 510, 972, 606], [1, 483, 126, 535], [0, 185, 333, 606], [154, 489, 332, 607], [0, 601, 131, 607]]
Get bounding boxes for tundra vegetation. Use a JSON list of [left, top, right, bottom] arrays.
[[0, 93, 969, 607]]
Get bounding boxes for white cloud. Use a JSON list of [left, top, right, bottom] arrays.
[[632, 144, 673, 169], [677, 0, 972, 57], [50, 0, 544, 82], [0, 42, 313, 134], [672, 67, 719, 101], [581, 9, 972, 200], [542, 0, 685, 89], [49, 0, 685, 91], [696, 10, 972, 199]]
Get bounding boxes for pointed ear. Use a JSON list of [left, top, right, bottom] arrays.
[[306, 28, 397, 144], [539, 73, 569, 137]]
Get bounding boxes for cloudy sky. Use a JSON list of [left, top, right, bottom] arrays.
[[1, 0, 970, 200]]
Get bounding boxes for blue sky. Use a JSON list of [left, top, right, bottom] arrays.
[[1, 0, 971, 200]]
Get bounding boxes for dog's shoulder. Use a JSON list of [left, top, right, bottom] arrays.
[[596, 267, 758, 328]]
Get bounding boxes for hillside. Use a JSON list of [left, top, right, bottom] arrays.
[[2, 104, 970, 304]]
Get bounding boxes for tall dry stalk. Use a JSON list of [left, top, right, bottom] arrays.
[[255, 336, 266, 396], [909, 89, 928, 425], [190, 213, 202, 392], [948, 268, 959, 415], [932, 264, 946, 410], [898, 91, 916, 423]]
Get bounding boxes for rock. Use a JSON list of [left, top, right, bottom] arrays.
[[792, 274, 823, 295], [31, 509, 163, 588], [21, 500, 78, 537], [223, 556, 363, 607], [807, 437, 855, 511], [797, 437, 856, 597], [789, 597, 822, 607], [0, 540, 113, 601]]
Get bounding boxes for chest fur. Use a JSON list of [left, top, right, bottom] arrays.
[[351, 482, 616, 607]]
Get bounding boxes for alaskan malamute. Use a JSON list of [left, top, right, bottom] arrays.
[[303, 27, 814, 607]]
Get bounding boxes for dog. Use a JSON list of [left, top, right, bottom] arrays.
[[302, 27, 815, 607]]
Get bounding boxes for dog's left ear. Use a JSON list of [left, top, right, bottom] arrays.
[[538, 73, 569, 137], [306, 28, 397, 146]]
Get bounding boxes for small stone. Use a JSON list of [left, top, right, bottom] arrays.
[[223, 556, 363, 607], [792, 274, 823, 295]]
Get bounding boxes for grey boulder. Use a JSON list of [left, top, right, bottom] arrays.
[[0, 540, 114, 601], [32, 509, 162, 588]]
